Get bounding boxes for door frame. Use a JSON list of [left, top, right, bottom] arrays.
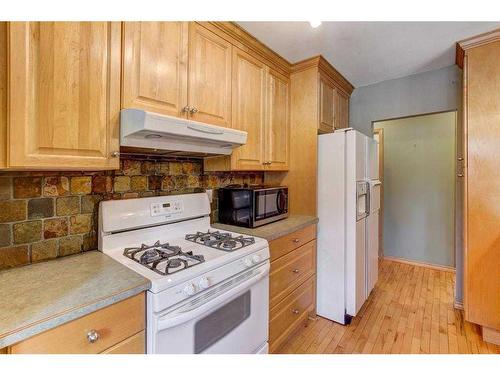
[[373, 128, 384, 256]]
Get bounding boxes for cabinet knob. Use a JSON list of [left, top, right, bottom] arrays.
[[292, 238, 300, 243], [189, 107, 199, 114], [292, 268, 300, 274], [182, 105, 191, 113], [292, 309, 299, 315], [110, 151, 120, 158], [86, 329, 100, 344]]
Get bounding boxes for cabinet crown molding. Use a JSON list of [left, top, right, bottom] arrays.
[[456, 27, 500, 68], [292, 55, 354, 95]]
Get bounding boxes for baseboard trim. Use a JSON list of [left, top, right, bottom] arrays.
[[454, 300, 464, 310], [383, 256, 455, 273]]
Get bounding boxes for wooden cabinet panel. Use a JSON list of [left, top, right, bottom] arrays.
[[269, 224, 316, 262], [10, 293, 145, 354], [269, 276, 315, 353], [335, 90, 349, 129], [102, 330, 145, 354], [318, 76, 335, 133], [231, 48, 266, 170], [270, 240, 316, 308], [8, 22, 121, 170], [464, 39, 500, 330], [122, 22, 188, 117], [265, 69, 290, 171], [188, 23, 232, 127]]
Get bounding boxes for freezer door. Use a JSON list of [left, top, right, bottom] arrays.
[[366, 181, 381, 296], [346, 217, 367, 317]]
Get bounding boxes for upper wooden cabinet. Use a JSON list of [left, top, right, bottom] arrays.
[[318, 76, 335, 133], [188, 23, 232, 127], [204, 48, 290, 172], [1, 22, 121, 170], [122, 22, 188, 118], [291, 56, 353, 136], [265, 69, 290, 171], [230, 48, 267, 170]]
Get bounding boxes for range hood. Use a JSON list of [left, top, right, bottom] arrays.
[[120, 109, 247, 156]]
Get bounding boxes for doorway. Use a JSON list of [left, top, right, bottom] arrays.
[[374, 111, 457, 268]]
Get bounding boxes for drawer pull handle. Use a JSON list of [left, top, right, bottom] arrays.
[[292, 309, 300, 315], [292, 268, 300, 274], [292, 238, 300, 243], [87, 329, 100, 344]]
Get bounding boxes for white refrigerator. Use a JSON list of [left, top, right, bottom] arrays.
[[317, 128, 381, 324]]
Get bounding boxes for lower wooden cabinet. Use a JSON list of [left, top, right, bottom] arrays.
[[6, 293, 145, 354], [268, 224, 317, 353]]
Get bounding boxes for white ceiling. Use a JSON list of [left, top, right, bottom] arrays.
[[237, 22, 500, 88]]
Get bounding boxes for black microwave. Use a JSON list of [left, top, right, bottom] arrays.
[[218, 186, 288, 228]]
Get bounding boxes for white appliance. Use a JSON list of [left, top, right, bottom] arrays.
[[99, 193, 270, 354], [317, 128, 381, 324], [120, 109, 247, 155]]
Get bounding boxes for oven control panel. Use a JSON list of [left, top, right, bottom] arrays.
[[150, 200, 183, 217]]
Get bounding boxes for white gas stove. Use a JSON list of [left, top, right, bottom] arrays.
[[99, 193, 270, 354]]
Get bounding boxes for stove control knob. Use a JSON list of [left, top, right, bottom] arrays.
[[244, 258, 253, 267], [183, 283, 196, 296], [198, 277, 210, 289], [252, 254, 261, 264]]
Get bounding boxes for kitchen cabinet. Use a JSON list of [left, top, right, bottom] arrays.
[[265, 69, 290, 170], [204, 48, 290, 172], [318, 76, 335, 133], [122, 22, 188, 118], [0, 22, 121, 170], [231, 48, 267, 170], [188, 23, 232, 127], [457, 31, 500, 343], [5, 293, 145, 354], [267, 56, 353, 216], [268, 225, 317, 353]]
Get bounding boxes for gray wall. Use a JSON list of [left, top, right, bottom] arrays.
[[375, 112, 456, 268], [349, 65, 461, 137], [350, 65, 463, 304]]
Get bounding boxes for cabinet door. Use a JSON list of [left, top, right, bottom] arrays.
[[8, 22, 121, 170], [122, 22, 188, 117], [318, 76, 335, 133], [335, 90, 349, 129], [188, 24, 232, 127], [231, 48, 266, 170], [265, 69, 290, 171]]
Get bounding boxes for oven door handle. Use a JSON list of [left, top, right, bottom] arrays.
[[156, 262, 270, 332]]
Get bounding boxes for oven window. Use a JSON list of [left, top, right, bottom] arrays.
[[194, 291, 251, 354]]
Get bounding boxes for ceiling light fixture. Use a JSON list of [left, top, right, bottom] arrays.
[[309, 21, 322, 28]]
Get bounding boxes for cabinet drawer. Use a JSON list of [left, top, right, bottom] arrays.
[[102, 330, 145, 354], [269, 276, 315, 353], [270, 240, 316, 308], [269, 225, 316, 261], [10, 293, 145, 354]]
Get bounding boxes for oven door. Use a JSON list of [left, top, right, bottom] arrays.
[[150, 262, 269, 354]]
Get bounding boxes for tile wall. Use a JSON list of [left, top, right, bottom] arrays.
[[0, 158, 263, 270]]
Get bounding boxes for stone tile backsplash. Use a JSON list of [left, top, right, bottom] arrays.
[[0, 158, 263, 270]]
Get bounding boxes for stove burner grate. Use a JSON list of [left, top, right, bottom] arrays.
[[185, 230, 255, 252], [123, 241, 204, 275]]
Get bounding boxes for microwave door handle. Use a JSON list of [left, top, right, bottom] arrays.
[[156, 263, 269, 332]]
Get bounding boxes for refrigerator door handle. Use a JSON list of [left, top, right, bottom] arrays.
[[365, 182, 371, 216]]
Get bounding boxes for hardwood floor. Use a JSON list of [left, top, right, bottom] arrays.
[[276, 259, 500, 354]]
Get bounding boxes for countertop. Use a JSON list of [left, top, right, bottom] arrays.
[[0, 251, 150, 348], [212, 215, 318, 241]]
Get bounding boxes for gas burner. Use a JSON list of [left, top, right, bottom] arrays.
[[185, 231, 255, 252], [123, 241, 204, 275]]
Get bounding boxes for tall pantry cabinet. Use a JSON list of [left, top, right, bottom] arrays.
[[457, 29, 500, 345]]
